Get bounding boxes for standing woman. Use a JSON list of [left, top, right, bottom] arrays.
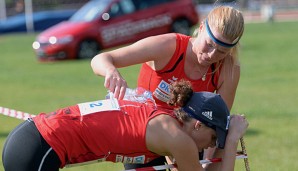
[[91, 6, 244, 110], [91, 5, 244, 169]]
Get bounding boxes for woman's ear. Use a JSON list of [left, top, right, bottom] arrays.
[[194, 121, 202, 130], [199, 21, 204, 32]]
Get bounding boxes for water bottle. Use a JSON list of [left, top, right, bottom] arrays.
[[106, 87, 155, 104], [124, 87, 153, 103]]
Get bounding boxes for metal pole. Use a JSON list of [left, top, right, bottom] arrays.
[[24, 0, 34, 33], [0, 0, 7, 21]]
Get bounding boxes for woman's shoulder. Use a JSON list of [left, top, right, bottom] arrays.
[[148, 33, 178, 43], [146, 114, 188, 152], [148, 113, 180, 129], [136, 33, 176, 51], [147, 114, 197, 155]]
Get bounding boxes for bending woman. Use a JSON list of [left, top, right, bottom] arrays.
[[2, 80, 248, 171]]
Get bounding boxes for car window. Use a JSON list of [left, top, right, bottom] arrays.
[[110, 3, 123, 17], [70, 0, 110, 22], [133, 0, 174, 10], [198, 0, 235, 4], [120, 0, 135, 14], [109, 0, 135, 18]]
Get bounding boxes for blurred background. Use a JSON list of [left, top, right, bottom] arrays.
[[2, 0, 298, 61], [1, 0, 298, 34], [1, 0, 87, 17], [0, 0, 88, 33]]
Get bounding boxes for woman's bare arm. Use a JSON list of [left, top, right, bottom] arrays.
[[217, 58, 240, 110], [90, 33, 176, 99], [205, 115, 248, 171]]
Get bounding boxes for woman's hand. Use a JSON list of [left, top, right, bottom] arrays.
[[228, 114, 249, 140], [104, 68, 127, 99]]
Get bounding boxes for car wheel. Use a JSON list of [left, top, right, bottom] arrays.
[[171, 19, 191, 35], [77, 40, 100, 59]]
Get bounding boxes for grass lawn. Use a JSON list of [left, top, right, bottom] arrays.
[[1, 20, 298, 171]]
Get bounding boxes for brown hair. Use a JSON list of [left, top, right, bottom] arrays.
[[167, 79, 193, 122]]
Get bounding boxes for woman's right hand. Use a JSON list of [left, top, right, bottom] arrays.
[[104, 68, 127, 99], [228, 114, 249, 140]]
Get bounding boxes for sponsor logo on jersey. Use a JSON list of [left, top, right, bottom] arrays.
[[154, 88, 170, 102], [155, 79, 184, 102], [157, 80, 170, 94], [168, 76, 178, 84], [123, 156, 133, 163], [115, 155, 124, 163], [133, 155, 145, 164]]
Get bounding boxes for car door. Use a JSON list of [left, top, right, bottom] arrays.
[[129, 0, 175, 37], [99, 0, 174, 48], [99, 0, 139, 48]]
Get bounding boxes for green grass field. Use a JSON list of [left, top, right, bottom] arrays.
[[1, 21, 298, 171]]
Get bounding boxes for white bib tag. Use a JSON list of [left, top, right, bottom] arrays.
[[78, 98, 120, 116]]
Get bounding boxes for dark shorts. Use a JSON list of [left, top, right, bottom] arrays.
[[2, 118, 61, 171]]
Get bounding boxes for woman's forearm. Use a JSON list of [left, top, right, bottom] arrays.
[[220, 135, 239, 171], [205, 136, 238, 171], [91, 54, 116, 77]]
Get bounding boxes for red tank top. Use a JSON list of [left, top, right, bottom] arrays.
[[33, 99, 176, 168], [138, 33, 220, 109]]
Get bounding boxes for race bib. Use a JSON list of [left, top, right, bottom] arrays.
[[78, 98, 120, 116]]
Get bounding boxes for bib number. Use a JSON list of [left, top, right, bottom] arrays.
[[78, 98, 120, 116]]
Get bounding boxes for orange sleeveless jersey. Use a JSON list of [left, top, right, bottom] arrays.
[[33, 99, 175, 168], [138, 33, 220, 109]]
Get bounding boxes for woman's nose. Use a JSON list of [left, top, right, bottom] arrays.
[[207, 49, 215, 58]]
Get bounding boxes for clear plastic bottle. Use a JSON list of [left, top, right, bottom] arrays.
[[106, 87, 155, 104]]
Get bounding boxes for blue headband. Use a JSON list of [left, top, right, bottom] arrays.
[[205, 19, 239, 48]]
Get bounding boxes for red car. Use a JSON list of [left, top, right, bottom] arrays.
[[32, 0, 199, 61]]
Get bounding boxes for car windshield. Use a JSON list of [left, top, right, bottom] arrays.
[[70, 0, 110, 22]]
